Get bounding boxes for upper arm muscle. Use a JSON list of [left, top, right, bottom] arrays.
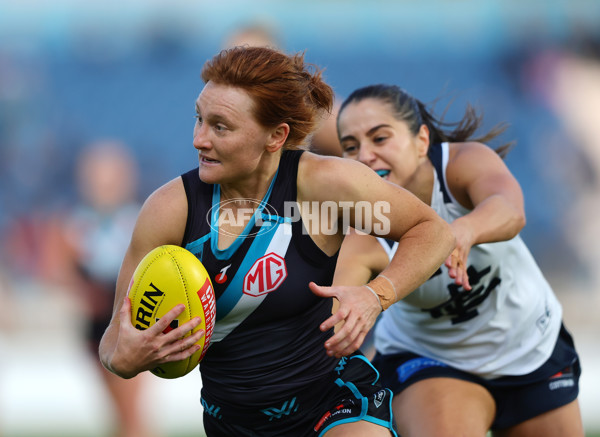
[[446, 142, 524, 213], [113, 177, 189, 314], [298, 153, 440, 243]]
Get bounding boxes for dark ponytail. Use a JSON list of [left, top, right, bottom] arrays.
[[340, 84, 514, 158]]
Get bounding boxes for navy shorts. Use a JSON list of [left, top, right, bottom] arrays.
[[202, 353, 398, 436], [371, 324, 581, 430]]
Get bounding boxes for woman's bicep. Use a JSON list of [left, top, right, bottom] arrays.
[[298, 153, 443, 248], [448, 142, 524, 212], [305, 156, 435, 238], [377, 182, 442, 238], [113, 177, 189, 312]]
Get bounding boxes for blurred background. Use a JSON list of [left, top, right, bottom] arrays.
[[1, 0, 599, 436]]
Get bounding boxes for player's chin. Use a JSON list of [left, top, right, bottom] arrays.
[[197, 167, 222, 184]]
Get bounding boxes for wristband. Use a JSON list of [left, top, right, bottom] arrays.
[[367, 274, 398, 311], [364, 285, 383, 312]]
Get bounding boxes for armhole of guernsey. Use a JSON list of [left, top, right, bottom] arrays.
[[427, 142, 452, 204], [287, 151, 340, 265], [181, 168, 203, 246], [375, 237, 397, 262]]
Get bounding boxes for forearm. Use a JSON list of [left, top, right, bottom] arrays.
[[458, 194, 525, 245], [368, 217, 455, 309]]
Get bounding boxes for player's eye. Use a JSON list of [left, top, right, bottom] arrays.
[[343, 144, 359, 155]]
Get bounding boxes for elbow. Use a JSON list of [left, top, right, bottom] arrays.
[[507, 193, 526, 236], [509, 206, 526, 237], [515, 211, 526, 234], [98, 327, 128, 378], [98, 339, 114, 374]]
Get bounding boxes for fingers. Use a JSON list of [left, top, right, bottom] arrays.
[[320, 285, 381, 358], [447, 263, 469, 290], [459, 267, 472, 291], [337, 332, 367, 358], [112, 302, 205, 377], [445, 250, 460, 278], [309, 281, 334, 298], [159, 324, 205, 363], [149, 303, 186, 335], [325, 320, 366, 358], [161, 315, 204, 344], [141, 305, 204, 361], [319, 311, 345, 333], [313, 282, 343, 332], [445, 249, 472, 290]]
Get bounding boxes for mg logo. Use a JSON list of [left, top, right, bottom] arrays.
[[243, 253, 288, 297]]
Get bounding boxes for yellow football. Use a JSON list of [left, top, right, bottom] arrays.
[[127, 245, 216, 379]]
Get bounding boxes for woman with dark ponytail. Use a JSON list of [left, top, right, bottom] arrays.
[[334, 84, 584, 436]]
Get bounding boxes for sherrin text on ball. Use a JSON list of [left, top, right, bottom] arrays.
[[127, 245, 216, 378]]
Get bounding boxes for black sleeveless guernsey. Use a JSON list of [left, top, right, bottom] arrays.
[[181, 150, 340, 419]]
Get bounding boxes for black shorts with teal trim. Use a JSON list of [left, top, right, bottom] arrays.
[[202, 353, 398, 436], [371, 324, 581, 430]]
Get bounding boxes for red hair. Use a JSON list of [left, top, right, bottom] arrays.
[[201, 46, 334, 149]]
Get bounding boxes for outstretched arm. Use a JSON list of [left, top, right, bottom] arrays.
[[444, 142, 526, 290], [300, 154, 455, 358]]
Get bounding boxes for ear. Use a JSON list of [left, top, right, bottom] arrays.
[[416, 124, 430, 157], [265, 123, 290, 153]]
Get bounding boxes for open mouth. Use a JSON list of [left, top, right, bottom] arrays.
[[375, 169, 391, 178], [201, 156, 220, 164]]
